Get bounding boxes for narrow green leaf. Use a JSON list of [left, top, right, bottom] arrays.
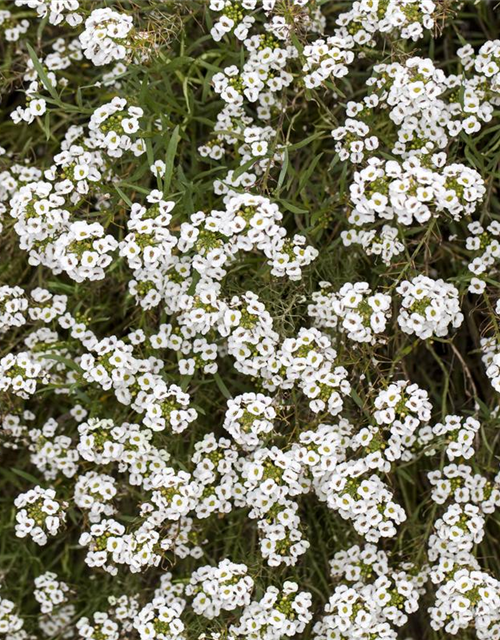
[[164, 125, 181, 194], [26, 42, 60, 102], [214, 372, 232, 399], [11, 468, 42, 486]]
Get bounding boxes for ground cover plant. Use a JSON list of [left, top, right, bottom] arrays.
[[2, 0, 500, 638]]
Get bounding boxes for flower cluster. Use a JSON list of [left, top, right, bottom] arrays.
[[308, 281, 392, 343], [223, 393, 276, 450], [230, 581, 313, 639], [185, 560, 254, 619], [396, 276, 464, 339], [314, 543, 425, 640], [14, 486, 67, 546], [33, 572, 70, 615], [0, 597, 27, 639], [348, 157, 485, 227], [80, 9, 133, 66]]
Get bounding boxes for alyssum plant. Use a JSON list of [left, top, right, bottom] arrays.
[[1, 0, 500, 639]]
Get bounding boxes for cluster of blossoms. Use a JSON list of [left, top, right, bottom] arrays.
[[314, 543, 426, 640], [223, 393, 276, 450], [134, 597, 185, 640], [333, 48, 493, 262], [308, 281, 392, 343], [1, 1, 500, 640], [229, 581, 313, 639], [237, 446, 310, 566], [426, 494, 500, 639], [482, 337, 500, 393], [347, 157, 485, 227], [88, 97, 145, 158], [422, 405, 500, 638], [431, 415, 481, 461], [0, 286, 27, 333], [396, 276, 464, 339], [336, 0, 438, 44], [14, 486, 67, 546], [430, 567, 500, 637], [0, 286, 67, 335], [15, 0, 82, 26], [74, 471, 117, 522], [274, 379, 434, 547], [341, 223, 405, 266], [185, 560, 254, 619], [428, 463, 500, 510], [465, 220, 500, 293], [79, 9, 133, 66], [33, 572, 70, 614], [0, 9, 30, 41], [0, 597, 27, 640], [368, 380, 433, 462]]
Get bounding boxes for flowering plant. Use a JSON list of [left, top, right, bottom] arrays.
[[1, 1, 500, 639]]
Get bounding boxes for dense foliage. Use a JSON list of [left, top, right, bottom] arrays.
[[2, 1, 500, 639]]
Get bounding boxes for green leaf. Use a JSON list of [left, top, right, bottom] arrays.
[[164, 125, 181, 194], [25, 42, 60, 102], [232, 157, 256, 180], [276, 147, 290, 192], [42, 354, 83, 373], [213, 372, 232, 399], [279, 199, 308, 215], [350, 388, 364, 409], [298, 152, 324, 194], [11, 468, 42, 486], [114, 185, 133, 207]]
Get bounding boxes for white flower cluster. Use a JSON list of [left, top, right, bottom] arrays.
[[369, 380, 433, 462], [466, 220, 500, 293], [327, 471, 406, 543], [428, 463, 500, 511], [332, 50, 493, 263], [0, 597, 27, 640], [0, 9, 30, 41], [78, 344, 197, 434], [342, 224, 405, 266], [302, 37, 355, 88], [223, 393, 276, 450], [33, 572, 70, 615], [337, 0, 437, 44], [459, 39, 500, 97], [74, 471, 117, 522], [88, 98, 145, 158], [362, 56, 493, 156], [0, 286, 67, 335], [396, 276, 464, 339], [482, 337, 500, 393], [308, 281, 392, 343], [238, 446, 310, 566], [431, 415, 481, 461], [291, 379, 433, 544], [185, 560, 254, 619], [76, 611, 120, 640], [15, 0, 82, 27], [79, 9, 133, 66], [422, 406, 500, 639], [134, 598, 185, 640], [314, 543, 425, 640], [431, 567, 500, 637], [229, 581, 313, 639], [0, 286, 27, 334], [14, 486, 67, 546], [348, 156, 485, 227]]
